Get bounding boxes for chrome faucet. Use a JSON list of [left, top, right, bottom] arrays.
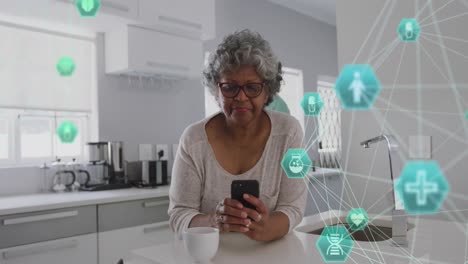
[[360, 135, 408, 246]]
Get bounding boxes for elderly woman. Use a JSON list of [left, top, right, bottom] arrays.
[[168, 29, 307, 242]]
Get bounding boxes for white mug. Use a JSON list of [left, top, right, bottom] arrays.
[[182, 227, 219, 263]]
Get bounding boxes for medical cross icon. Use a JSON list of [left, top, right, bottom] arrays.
[[395, 160, 449, 215], [404, 170, 439, 206]]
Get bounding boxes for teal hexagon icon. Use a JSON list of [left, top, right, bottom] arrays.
[[346, 208, 369, 231], [335, 64, 381, 110], [76, 0, 101, 17], [316, 225, 354, 263], [56, 57, 75, 76], [281, 148, 312, 178], [395, 160, 449, 215], [398, 18, 421, 42], [300, 92, 324, 116], [57, 121, 78, 144]]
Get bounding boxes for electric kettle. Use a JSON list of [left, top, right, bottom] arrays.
[[51, 159, 76, 192], [66, 159, 91, 191]]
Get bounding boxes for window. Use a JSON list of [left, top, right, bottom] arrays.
[[0, 22, 96, 167], [0, 118, 9, 160], [0, 109, 15, 165], [19, 116, 53, 159], [0, 109, 90, 166], [317, 76, 341, 168], [54, 116, 87, 158]]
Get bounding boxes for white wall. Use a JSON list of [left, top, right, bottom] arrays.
[[96, 33, 204, 162], [337, 0, 468, 221]]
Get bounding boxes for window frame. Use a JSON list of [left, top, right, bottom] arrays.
[[17, 114, 55, 165], [52, 114, 89, 163], [0, 109, 91, 168], [0, 111, 15, 166], [317, 75, 342, 168]]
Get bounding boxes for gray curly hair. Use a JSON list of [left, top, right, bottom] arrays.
[[203, 29, 283, 106]]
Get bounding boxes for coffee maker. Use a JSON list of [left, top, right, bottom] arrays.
[[83, 141, 130, 191]]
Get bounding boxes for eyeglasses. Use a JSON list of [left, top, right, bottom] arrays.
[[217, 82, 265, 98]]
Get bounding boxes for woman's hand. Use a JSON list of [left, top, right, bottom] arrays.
[[213, 197, 251, 233], [241, 194, 273, 242]]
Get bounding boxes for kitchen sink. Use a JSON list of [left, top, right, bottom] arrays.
[[307, 223, 392, 242], [294, 210, 414, 243]]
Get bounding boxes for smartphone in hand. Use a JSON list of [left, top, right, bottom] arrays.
[[231, 180, 259, 210]]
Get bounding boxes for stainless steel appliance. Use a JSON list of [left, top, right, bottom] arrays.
[[142, 160, 168, 186], [108, 141, 126, 184], [86, 142, 109, 163], [83, 141, 130, 191], [86, 142, 109, 185]]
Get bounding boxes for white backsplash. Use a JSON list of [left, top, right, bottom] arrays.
[[0, 166, 43, 196], [0, 165, 105, 196]]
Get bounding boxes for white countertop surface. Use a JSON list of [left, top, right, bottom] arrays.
[[0, 186, 170, 216], [0, 169, 339, 217], [131, 210, 465, 264]]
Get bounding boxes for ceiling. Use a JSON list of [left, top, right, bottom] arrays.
[[267, 0, 336, 26]]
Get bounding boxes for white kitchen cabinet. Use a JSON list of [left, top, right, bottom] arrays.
[[97, 197, 172, 264], [0, 233, 97, 264], [99, 0, 139, 20], [105, 25, 203, 78], [99, 222, 173, 264], [139, 0, 215, 40]]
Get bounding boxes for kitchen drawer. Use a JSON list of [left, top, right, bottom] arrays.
[[98, 197, 170, 232], [0, 233, 97, 264], [0, 205, 97, 249]]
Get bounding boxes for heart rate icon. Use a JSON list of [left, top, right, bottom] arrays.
[[350, 213, 364, 226], [346, 209, 369, 231]]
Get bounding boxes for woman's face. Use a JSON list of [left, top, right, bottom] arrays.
[[217, 66, 269, 126]]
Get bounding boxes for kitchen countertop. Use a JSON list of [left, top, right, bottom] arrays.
[[0, 186, 170, 216], [131, 210, 466, 264], [0, 169, 340, 217]]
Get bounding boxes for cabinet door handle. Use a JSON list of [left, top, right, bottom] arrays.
[[2, 239, 78, 260], [101, 0, 130, 13], [143, 221, 170, 234], [142, 200, 170, 208], [158, 15, 202, 31], [3, 210, 78, 226]]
